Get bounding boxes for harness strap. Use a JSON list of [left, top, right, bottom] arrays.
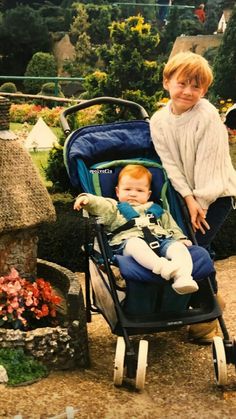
[[110, 202, 166, 254], [111, 219, 136, 236], [117, 202, 140, 220]]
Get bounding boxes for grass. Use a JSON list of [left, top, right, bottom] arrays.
[[30, 150, 52, 188], [10, 122, 63, 137]]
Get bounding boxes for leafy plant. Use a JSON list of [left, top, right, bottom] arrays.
[[0, 82, 17, 93], [0, 268, 62, 330], [24, 52, 58, 94], [0, 348, 48, 386], [83, 14, 163, 116]]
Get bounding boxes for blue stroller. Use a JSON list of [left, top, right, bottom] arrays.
[[61, 97, 236, 389]]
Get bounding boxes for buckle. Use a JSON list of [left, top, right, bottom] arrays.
[[135, 217, 151, 229], [149, 241, 160, 249]]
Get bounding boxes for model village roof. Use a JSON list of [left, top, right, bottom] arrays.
[[0, 96, 56, 233]]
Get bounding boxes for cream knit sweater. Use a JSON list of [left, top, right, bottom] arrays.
[[150, 98, 236, 209]]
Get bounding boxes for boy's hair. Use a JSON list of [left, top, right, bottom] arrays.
[[164, 51, 213, 90], [118, 164, 152, 187]]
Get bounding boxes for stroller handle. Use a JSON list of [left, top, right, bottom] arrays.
[[60, 96, 150, 135]]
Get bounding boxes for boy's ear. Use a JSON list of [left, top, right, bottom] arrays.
[[200, 88, 207, 98], [163, 78, 169, 91], [115, 186, 119, 197]]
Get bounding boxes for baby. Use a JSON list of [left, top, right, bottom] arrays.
[[74, 164, 199, 295]]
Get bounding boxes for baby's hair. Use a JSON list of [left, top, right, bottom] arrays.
[[118, 164, 152, 187], [164, 51, 213, 90]]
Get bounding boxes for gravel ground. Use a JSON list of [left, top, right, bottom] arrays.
[[0, 256, 236, 419]]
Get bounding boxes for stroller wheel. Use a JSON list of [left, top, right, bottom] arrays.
[[135, 339, 148, 391], [113, 336, 126, 386], [212, 336, 227, 386]]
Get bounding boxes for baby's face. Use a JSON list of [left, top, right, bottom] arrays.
[[116, 175, 151, 205]]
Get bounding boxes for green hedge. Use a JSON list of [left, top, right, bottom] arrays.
[[37, 198, 94, 272]]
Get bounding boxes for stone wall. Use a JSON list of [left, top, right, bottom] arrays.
[[0, 260, 89, 370], [0, 229, 38, 280], [170, 34, 223, 58]]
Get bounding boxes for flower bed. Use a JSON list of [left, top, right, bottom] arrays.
[[0, 268, 61, 330], [10, 104, 63, 127], [0, 260, 89, 370]]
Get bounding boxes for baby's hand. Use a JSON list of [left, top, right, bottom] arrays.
[[74, 196, 89, 211], [180, 239, 192, 247]]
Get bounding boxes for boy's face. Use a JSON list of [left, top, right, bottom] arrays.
[[163, 71, 206, 115], [116, 174, 151, 205]]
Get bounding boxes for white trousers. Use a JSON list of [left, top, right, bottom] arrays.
[[123, 237, 193, 279]]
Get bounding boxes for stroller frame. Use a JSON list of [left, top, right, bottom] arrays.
[[61, 96, 236, 389]]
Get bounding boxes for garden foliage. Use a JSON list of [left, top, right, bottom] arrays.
[[24, 52, 58, 94], [213, 4, 236, 101], [0, 348, 48, 386]]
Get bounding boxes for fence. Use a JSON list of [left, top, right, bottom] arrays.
[[0, 76, 85, 98]]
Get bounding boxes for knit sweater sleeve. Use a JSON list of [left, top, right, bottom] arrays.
[[192, 109, 234, 209], [77, 193, 118, 225]]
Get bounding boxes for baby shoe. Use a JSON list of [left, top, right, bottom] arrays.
[[172, 276, 199, 295]]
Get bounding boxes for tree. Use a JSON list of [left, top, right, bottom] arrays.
[[24, 52, 58, 94], [213, 5, 236, 100], [0, 5, 50, 75], [85, 4, 119, 45], [83, 15, 163, 116], [63, 3, 97, 77]]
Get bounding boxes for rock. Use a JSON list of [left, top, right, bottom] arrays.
[[0, 365, 8, 383]]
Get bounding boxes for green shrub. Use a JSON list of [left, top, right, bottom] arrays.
[[39, 82, 64, 97], [45, 140, 72, 193], [0, 82, 17, 93], [24, 52, 58, 94], [37, 82, 65, 108], [38, 197, 94, 272], [0, 348, 48, 386]]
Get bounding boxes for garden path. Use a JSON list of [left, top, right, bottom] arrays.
[[0, 256, 236, 419]]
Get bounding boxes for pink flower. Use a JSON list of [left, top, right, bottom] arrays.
[[0, 268, 62, 329]]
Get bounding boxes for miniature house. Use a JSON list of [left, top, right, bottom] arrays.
[[0, 96, 56, 279]]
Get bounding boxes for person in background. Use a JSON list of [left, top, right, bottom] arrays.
[[194, 3, 206, 23], [224, 104, 236, 145], [150, 51, 236, 343], [157, 0, 173, 25]]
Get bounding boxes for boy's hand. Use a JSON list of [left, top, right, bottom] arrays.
[[184, 195, 210, 233], [195, 212, 210, 234], [74, 196, 89, 211]]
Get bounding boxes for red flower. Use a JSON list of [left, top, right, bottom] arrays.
[[0, 269, 62, 329]]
